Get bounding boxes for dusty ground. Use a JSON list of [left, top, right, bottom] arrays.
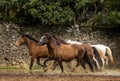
[[0, 74, 120, 81], [0, 69, 120, 81]]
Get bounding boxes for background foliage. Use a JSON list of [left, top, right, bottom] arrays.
[[0, 0, 119, 27]]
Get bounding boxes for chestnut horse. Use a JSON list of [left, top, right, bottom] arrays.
[[15, 35, 49, 70], [38, 34, 94, 73]]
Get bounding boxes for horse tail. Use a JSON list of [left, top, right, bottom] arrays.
[[106, 47, 114, 65], [83, 48, 94, 72]]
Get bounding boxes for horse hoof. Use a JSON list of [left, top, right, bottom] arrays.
[[44, 68, 48, 72]]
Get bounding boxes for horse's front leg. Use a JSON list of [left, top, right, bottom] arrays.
[[30, 57, 35, 70], [58, 61, 64, 73], [79, 59, 86, 70], [76, 57, 81, 67]]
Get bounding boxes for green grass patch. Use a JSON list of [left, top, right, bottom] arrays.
[[0, 66, 21, 69], [0, 65, 43, 70]]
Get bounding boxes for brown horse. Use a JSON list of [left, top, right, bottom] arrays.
[[38, 34, 94, 72], [54, 36, 102, 71], [15, 35, 49, 70]]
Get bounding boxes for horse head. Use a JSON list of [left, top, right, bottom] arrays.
[[15, 35, 26, 46], [38, 33, 52, 45], [38, 34, 64, 46]]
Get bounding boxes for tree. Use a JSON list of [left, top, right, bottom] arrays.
[[0, 0, 119, 27]]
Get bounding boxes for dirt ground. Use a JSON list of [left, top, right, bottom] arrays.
[[0, 69, 120, 81], [0, 74, 120, 81]]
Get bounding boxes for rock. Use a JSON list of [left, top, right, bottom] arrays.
[[11, 61, 16, 65]]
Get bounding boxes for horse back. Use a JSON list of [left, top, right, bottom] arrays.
[[71, 44, 85, 57], [58, 44, 77, 55], [30, 44, 48, 58], [54, 44, 84, 61], [95, 48, 107, 60]]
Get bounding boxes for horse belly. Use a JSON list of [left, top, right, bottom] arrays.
[[60, 49, 76, 62], [61, 55, 75, 62], [54, 45, 77, 62], [32, 48, 48, 58], [37, 51, 48, 57]]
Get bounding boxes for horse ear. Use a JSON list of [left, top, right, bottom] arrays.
[[45, 33, 52, 39], [48, 35, 53, 39]]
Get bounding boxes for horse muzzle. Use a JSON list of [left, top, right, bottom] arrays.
[[15, 42, 20, 46]]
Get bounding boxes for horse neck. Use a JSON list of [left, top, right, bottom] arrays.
[[24, 37, 36, 50], [47, 38, 59, 51]]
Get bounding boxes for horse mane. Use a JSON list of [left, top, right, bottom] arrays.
[[22, 34, 38, 43], [52, 35, 68, 45], [53, 35, 68, 44], [45, 33, 65, 45]]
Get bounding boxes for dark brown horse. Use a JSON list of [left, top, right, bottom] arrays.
[[38, 34, 94, 72], [15, 35, 49, 70]]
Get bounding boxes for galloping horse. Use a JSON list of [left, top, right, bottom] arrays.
[[38, 34, 94, 73], [15, 35, 49, 70], [56, 38, 102, 71]]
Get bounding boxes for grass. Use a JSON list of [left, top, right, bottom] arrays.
[[0, 65, 43, 70], [0, 66, 21, 69]]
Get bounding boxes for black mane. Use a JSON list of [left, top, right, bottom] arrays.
[[53, 35, 68, 45], [22, 35, 38, 43]]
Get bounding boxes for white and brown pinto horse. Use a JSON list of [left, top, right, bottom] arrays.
[[91, 44, 114, 65]]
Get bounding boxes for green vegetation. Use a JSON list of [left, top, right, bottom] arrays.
[[90, 0, 120, 27], [0, 0, 119, 27], [0, 65, 42, 70], [0, 66, 20, 69]]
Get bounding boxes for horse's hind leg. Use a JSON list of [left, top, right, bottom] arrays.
[[42, 58, 53, 72], [83, 50, 94, 72], [79, 60, 86, 70], [76, 58, 80, 67], [53, 61, 59, 70], [43, 57, 53, 67], [36, 57, 44, 67], [93, 56, 100, 71], [30, 57, 35, 70], [76, 56, 86, 70], [84, 58, 94, 72]]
